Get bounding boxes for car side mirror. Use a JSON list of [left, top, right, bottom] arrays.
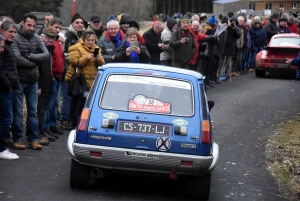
[[208, 100, 214, 112]]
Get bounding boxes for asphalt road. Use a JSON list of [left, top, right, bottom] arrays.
[[1, 72, 299, 201]]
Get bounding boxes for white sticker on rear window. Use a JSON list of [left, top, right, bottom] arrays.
[[108, 75, 191, 90], [129, 95, 171, 114]]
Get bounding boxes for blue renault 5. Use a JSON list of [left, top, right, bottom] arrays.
[[67, 63, 219, 200]]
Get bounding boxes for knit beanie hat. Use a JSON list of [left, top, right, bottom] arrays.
[[271, 13, 279, 19], [207, 14, 216, 25], [181, 15, 190, 23], [71, 13, 84, 23], [108, 15, 117, 22], [221, 16, 228, 24]]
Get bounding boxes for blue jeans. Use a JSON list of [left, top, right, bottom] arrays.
[[12, 82, 39, 143], [249, 46, 264, 69], [297, 67, 300, 79], [0, 91, 14, 152], [43, 78, 60, 131], [60, 80, 71, 122]]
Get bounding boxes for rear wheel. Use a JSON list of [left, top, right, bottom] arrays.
[[190, 173, 211, 200], [70, 159, 91, 189], [255, 68, 266, 77]]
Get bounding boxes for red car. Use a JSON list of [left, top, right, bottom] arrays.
[[255, 33, 300, 77]]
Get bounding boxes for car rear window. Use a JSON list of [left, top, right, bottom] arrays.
[[100, 74, 193, 116], [271, 38, 300, 47]]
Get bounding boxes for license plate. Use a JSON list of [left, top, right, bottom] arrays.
[[118, 121, 170, 136], [276, 64, 289, 68]]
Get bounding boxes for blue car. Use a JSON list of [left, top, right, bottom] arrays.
[[67, 63, 219, 200]]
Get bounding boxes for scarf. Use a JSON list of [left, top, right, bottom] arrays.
[[183, 29, 189, 38], [110, 31, 122, 48], [125, 41, 140, 63], [105, 30, 125, 48]]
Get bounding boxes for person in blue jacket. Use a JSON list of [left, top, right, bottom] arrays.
[[286, 53, 300, 79]]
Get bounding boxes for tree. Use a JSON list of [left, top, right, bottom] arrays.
[[0, 0, 61, 23]]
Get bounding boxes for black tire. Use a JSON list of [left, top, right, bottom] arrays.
[[255, 68, 266, 78], [190, 173, 211, 200], [70, 159, 91, 189]]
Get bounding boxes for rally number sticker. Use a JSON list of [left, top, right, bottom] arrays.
[[129, 95, 171, 114], [156, 137, 171, 151]]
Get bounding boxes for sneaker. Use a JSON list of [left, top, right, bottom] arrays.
[[210, 80, 216, 84], [231, 71, 240, 77], [249, 69, 255, 72], [27, 141, 43, 150], [38, 135, 50, 146], [50, 126, 64, 135], [13, 141, 26, 150], [0, 149, 19, 160], [205, 85, 211, 90], [215, 79, 222, 84], [46, 130, 59, 139], [41, 132, 56, 142], [59, 121, 73, 131]]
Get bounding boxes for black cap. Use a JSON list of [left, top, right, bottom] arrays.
[[90, 14, 101, 22], [71, 13, 84, 23]]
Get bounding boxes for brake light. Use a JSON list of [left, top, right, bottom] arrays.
[[91, 152, 102, 157], [201, 120, 211, 144], [181, 161, 193, 166], [78, 109, 90, 131]]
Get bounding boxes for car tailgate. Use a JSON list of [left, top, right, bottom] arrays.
[[86, 111, 204, 156]]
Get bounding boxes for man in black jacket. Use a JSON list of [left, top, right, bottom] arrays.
[[11, 13, 49, 150], [0, 23, 19, 159], [264, 14, 279, 44], [170, 16, 196, 68], [142, 21, 165, 64]]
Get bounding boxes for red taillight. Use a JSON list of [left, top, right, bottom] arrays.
[[201, 120, 211, 144], [181, 161, 193, 166], [78, 109, 90, 131], [91, 152, 102, 157]]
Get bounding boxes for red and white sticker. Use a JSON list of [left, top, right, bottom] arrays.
[[129, 95, 171, 114]]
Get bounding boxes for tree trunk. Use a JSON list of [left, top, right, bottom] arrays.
[[199, 0, 202, 12], [185, 0, 188, 13], [178, 0, 181, 13], [168, 0, 171, 16]]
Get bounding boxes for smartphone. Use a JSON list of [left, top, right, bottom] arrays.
[[130, 41, 139, 51], [93, 48, 99, 56]]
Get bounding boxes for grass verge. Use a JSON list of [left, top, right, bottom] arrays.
[[266, 115, 300, 200]]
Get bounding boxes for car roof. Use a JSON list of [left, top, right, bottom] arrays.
[[272, 33, 300, 39], [98, 63, 205, 79]]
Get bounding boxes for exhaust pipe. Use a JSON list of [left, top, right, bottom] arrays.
[[91, 168, 106, 178]]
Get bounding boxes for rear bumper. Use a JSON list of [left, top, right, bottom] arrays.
[[67, 130, 219, 176], [256, 62, 297, 72]]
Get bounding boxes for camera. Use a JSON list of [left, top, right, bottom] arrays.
[[185, 38, 190, 44]]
